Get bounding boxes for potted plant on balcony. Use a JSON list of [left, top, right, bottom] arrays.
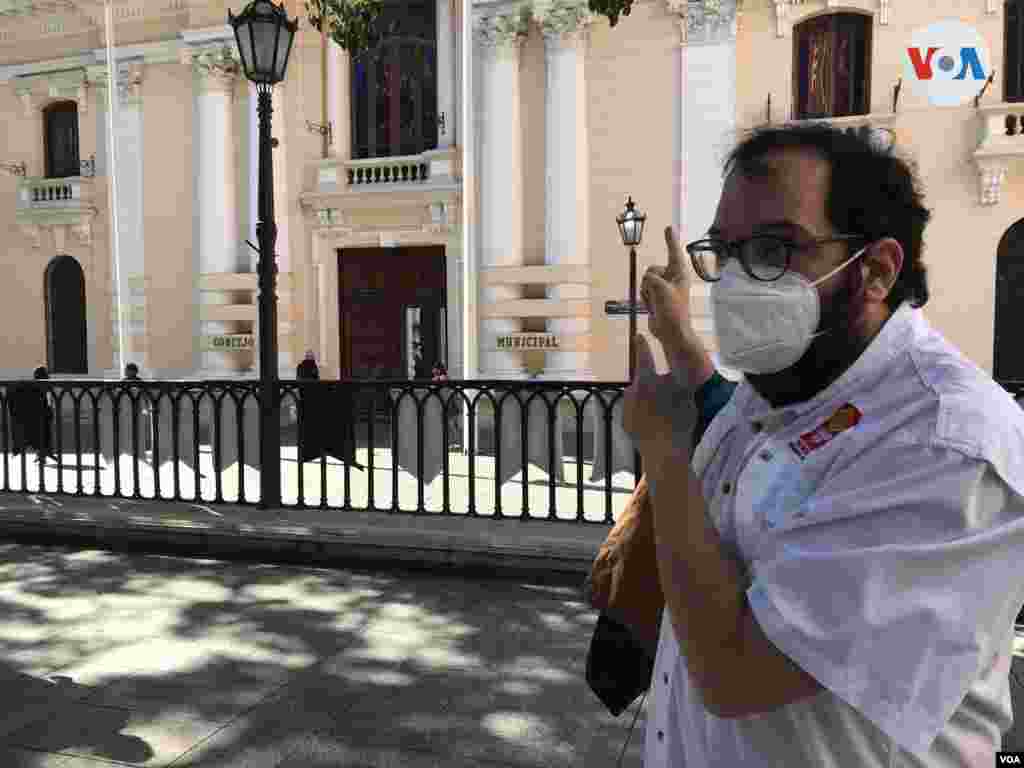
[[587, 0, 636, 26], [304, 0, 383, 54]]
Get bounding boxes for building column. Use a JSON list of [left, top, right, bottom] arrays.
[[676, 0, 738, 348], [539, 5, 591, 379], [474, 9, 529, 378], [190, 45, 247, 376], [86, 61, 148, 375], [436, 0, 456, 148], [327, 38, 350, 160]]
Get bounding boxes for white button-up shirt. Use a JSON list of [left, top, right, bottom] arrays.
[[645, 304, 1024, 767]]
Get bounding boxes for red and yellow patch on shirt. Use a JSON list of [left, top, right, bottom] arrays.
[[789, 403, 862, 460]]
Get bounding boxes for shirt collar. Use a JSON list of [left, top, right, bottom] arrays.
[[739, 302, 919, 421]]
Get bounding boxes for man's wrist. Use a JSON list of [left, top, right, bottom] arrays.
[[639, 440, 693, 470]]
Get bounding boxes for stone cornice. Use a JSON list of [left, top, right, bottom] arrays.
[[14, 65, 90, 113]]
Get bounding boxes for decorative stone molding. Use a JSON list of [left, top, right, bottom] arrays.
[[773, 0, 789, 37], [84, 62, 144, 106], [426, 201, 452, 233], [316, 208, 344, 226], [987, 0, 998, 13], [474, 5, 531, 48], [772, 0, 883, 35], [976, 159, 1008, 206], [534, 0, 592, 41], [185, 43, 241, 92], [675, 0, 738, 45], [16, 87, 35, 118], [70, 215, 94, 245], [14, 67, 91, 113], [20, 223, 41, 249]]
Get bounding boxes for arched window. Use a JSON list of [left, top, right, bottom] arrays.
[[1007, 0, 1023, 102], [350, 0, 438, 159], [43, 101, 80, 179], [995, 220, 1024, 382], [44, 255, 88, 375], [793, 13, 872, 120]]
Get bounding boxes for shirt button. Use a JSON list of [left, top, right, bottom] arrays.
[[663, 673, 669, 684], [759, 450, 773, 461], [658, 730, 664, 741], [721, 482, 732, 494], [751, 421, 763, 433]]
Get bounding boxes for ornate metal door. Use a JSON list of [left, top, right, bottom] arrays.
[[350, 0, 438, 159]]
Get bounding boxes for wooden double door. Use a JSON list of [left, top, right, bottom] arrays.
[[338, 246, 446, 380]]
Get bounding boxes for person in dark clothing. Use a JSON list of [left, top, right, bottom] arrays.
[[296, 350, 319, 382], [8, 366, 57, 462], [123, 363, 140, 380], [295, 351, 363, 470]]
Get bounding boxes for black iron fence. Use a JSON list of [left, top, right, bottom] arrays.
[[0, 379, 639, 525]]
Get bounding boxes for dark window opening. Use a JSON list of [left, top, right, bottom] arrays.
[[351, 0, 438, 159], [1007, 0, 1023, 102], [44, 101, 80, 179], [793, 13, 872, 120]]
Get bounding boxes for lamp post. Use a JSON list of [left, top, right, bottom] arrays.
[[616, 196, 646, 380], [230, 0, 297, 509]]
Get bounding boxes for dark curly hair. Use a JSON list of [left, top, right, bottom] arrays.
[[722, 122, 932, 310]]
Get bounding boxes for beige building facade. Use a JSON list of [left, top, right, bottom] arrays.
[[0, 0, 743, 384], [733, 0, 1024, 378], [468, 0, 738, 381], [12, 0, 1014, 384], [0, 0, 462, 381]]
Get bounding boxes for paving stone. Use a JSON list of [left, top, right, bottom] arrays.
[[0, 746, 72, 766], [7, 704, 224, 767], [165, 707, 340, 767]]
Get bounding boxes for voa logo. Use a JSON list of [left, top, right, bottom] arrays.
[[998, 754, 1024, 765], [904, 19, 991, 107]]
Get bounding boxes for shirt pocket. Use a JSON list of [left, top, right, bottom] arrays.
[[735, 438, 846, 540]]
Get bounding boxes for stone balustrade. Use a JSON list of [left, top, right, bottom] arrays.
[[17, 176, 95, 210]]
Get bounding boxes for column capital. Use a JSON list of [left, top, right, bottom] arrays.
[[85, 62, 145, 106], [184, 42, 241, 92], [534, 0, 592, 43], [668, 0, 738, 46], [473, 4, 530, 49]]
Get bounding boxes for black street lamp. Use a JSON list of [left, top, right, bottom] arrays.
[[230, 0, 297, 509], [616, 196, 646, 380]]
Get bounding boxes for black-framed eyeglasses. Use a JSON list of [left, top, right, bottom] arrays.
[[686, 234, 867, 283]]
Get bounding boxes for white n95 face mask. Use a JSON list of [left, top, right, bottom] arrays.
[[710, 246, 867, 375]]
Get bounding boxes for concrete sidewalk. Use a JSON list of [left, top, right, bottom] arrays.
[[0, 492, 612, 578], [0, 541, 646, 768]]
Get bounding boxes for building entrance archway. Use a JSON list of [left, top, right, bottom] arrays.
[[995, 218, 1024, 382], [44, 254, 88, 374]]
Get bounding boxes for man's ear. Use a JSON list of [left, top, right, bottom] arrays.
[[862, 237, 904, 303]]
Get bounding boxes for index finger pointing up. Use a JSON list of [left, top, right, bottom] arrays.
[[664, 226, 683, 279]]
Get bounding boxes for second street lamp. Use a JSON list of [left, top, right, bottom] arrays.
[[616, 196, 646, 380], [230, 0, 297, 509]]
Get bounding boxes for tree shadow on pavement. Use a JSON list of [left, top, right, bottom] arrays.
[[0, 541, 646, 768]]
